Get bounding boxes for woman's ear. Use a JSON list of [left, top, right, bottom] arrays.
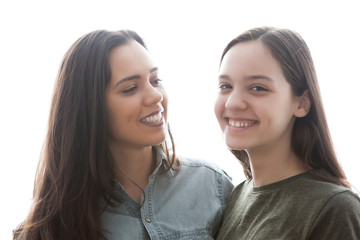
[[294, 90, 311, 118]]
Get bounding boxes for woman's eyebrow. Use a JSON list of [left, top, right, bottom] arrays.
[[150, 67, 158, 74], [114, 67, 159, 88], [114, 75, 141, 88]]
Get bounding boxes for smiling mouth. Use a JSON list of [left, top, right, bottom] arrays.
[[141, 112, 163, 123], [226, 118, 256, 128]]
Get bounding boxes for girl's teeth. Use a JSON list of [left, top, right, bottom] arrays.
[[229, 120, 253, 128]]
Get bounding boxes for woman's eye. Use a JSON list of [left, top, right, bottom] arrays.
[[122, 86, 137, 94], [250, 86, 268, 92], [151, 79, 162, 86]]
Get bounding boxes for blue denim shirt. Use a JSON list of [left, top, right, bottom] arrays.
[[100, 149, 234, 240]]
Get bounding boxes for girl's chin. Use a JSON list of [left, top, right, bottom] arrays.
[[225, 141, 248, 151]]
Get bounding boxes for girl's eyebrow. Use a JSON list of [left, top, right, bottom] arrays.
[[218, 74, 273, 82], [218, 74, 231, 80], [114, 67, 158, 88], [219, 74, 274, 81], [246, 75, 274, 82]]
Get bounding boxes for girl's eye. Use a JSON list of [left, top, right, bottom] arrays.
[[151, 79, 162, 86], [218, 83, 232, 91], [250, 86, 268, 92], [122, 86, 137, 94]]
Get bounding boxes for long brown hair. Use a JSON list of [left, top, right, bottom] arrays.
[[221, 26, 350, 188], [13, 30, 176, 240]]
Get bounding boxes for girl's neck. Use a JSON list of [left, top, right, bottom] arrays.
[[248, 145, 308, 187]]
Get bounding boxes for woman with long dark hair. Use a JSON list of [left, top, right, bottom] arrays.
[[215, 26, 360, 239], [13, 30, 233, 240]]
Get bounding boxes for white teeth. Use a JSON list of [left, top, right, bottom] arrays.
[[142, 112, 162, 123], [229, 120, 253, 128]]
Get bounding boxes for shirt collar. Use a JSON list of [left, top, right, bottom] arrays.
[[151, 145, 176, 177]]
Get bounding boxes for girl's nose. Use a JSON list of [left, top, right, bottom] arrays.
[[225, 90, 248, 111]]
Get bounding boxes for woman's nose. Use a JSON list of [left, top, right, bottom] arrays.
[[143, 84, 163, 106]]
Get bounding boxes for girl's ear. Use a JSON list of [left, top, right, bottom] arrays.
[[294, 90, 311, 118]]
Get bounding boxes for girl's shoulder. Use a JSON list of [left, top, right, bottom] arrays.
[[308, 183, 360, 239]]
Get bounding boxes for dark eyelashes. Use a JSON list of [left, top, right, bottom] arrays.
[[218, 83, 232, 89], [121, 79, 162, 94], [251, 86, 268, 91], [152, 79, 162, 85], [217, 84, 269, 93], [122, 86, 137, 93]]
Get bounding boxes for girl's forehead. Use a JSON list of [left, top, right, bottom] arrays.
[[219, 41, 283, 80]]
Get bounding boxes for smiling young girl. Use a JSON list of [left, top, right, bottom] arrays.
[[13, 30, 233, 240], [215, 27, 360, 239]]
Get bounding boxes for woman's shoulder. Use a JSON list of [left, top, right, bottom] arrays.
[[176, 156, 234, 199], [179, 156, 231, 177]]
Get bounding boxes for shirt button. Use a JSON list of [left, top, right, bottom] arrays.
[[145, 217, 151, 223]]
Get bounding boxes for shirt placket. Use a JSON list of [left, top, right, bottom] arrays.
[[141, 174, 159, 240]]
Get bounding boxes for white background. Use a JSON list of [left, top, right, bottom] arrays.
[[1, 0, 359, 239]]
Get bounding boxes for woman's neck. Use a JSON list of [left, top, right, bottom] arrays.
[[248, 145, 308, 187], [110, 144, 156, 202]]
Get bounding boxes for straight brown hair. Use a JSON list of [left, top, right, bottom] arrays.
[[13, 30, 177, 240], [221, 26, 350, 189]]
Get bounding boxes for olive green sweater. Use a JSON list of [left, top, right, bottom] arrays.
[[217, 171, 360, 240]]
